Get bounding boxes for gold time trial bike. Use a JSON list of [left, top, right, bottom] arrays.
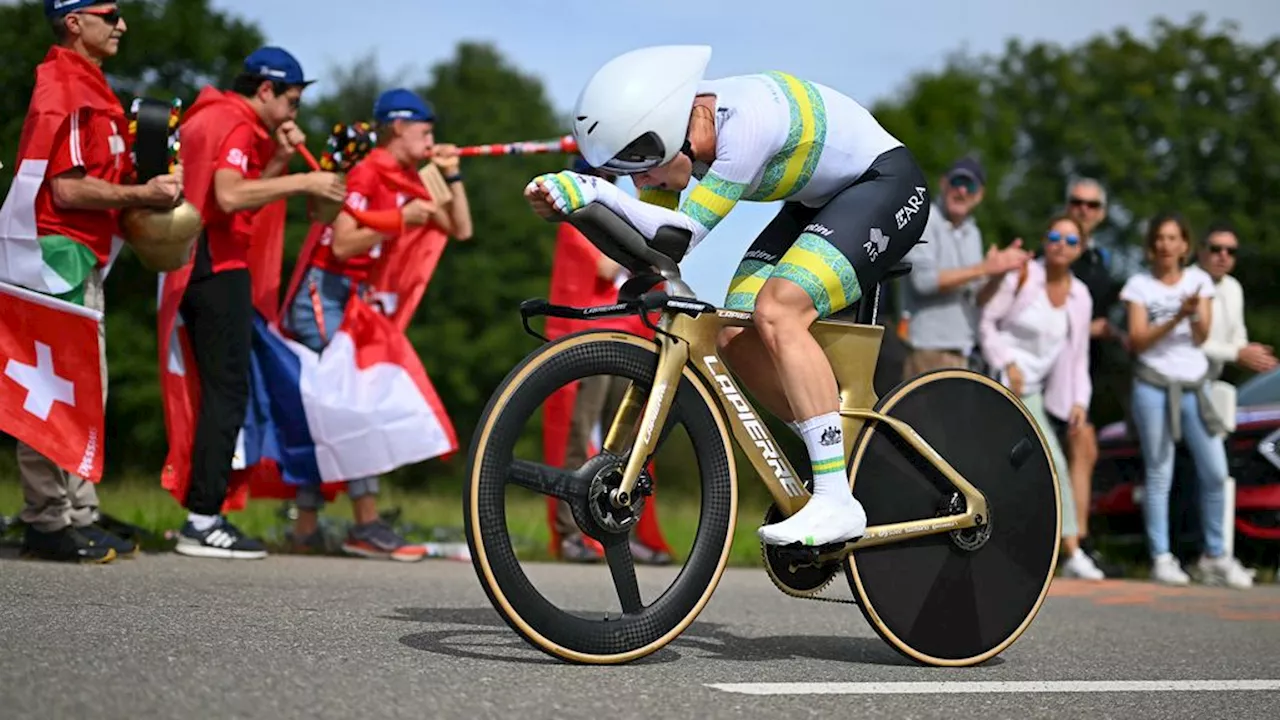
[[463, 203, 1061, 667]]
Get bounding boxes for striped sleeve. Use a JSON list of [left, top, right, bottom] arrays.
[[637, 186, 680, 209], [678, 171, 748, 236], [47, 109, 92, 176]]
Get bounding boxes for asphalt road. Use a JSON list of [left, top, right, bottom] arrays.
[[2, 550, 1278, 720]]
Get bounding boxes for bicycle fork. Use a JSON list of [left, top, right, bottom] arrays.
[[602, 328, 687, 509]]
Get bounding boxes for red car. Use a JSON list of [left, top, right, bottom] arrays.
[[1093, 369, 1280, 564]]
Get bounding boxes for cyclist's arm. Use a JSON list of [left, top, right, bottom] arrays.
[[593, 170, 748, 252]]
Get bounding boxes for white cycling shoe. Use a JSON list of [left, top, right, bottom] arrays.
[[758, 493, 867, 547]]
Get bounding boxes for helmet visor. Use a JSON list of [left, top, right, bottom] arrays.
[[598, 132, 667, 175]]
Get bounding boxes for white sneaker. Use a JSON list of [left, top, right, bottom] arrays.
[[1061, 548, 1106, 580], [1196, 555, 1254, 589], [1151, 553, 1190, 585], [758, 494, 867, 547]]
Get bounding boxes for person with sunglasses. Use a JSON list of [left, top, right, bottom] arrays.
[[1196, 224, 1278, 378], [1057, 178, 1123, 569], [899, 156, 1030, 381], [0, 0, 187, 564], [160, 47, 346, 560], [979, 215, 1105, 580], [1121, 212, 1252, 588]]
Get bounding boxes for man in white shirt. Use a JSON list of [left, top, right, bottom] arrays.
[[1196, 224, 1277, 379]]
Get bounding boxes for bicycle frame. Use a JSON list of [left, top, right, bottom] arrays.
[[601, 304, 990, 553]]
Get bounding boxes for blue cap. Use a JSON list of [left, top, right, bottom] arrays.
[[373, 89, 435, 124], [45, 0, 113, 17], [243, 46, 313, 87], [946, 156, 986, 186]]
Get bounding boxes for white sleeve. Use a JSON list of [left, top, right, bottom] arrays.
[[593, 187, 705, 245]]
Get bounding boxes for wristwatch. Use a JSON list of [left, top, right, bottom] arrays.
[[444, 172, 463, 183]]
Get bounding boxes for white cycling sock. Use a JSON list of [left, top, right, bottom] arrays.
[[796, 412, 850, 499]]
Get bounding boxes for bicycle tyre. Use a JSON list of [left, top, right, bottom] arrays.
[[844, 368, 1060, 666], [464, 331, 737, 664]]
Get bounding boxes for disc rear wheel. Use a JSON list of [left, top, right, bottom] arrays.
[[845, 369, 1060, 666]]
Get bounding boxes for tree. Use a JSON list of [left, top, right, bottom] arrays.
[[873, 14, 1280, 422], [0, 0, 265, 474]]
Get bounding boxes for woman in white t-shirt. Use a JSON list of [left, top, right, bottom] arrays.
[[980, 215, 1104, 580], [1120, 212, 1251, 589]]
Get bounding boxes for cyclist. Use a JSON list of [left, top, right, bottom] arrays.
[[525, 45, 1015, 548]]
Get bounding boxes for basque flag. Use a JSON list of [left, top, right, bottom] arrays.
[[242, 295, 457, 486]]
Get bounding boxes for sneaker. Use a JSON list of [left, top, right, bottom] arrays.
[[79, 523, 139, 559], [1151, 553, 1190, 585], [341, 520, 426, 562], [559, 534, 605, 563], [20, 526, 116, 564], [1061, 548, 1105, 580], [174, 517, 268, 560], [758, 494, 866, 547], [1196, 555, 1253, 589]]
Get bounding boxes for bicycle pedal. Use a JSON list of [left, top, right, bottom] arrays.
[[774, 541, 848, 565]]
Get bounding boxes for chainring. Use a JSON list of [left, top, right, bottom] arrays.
[[759, 503, 841, 599]]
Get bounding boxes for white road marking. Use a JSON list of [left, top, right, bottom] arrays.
[[705, 680, 1280, 695]]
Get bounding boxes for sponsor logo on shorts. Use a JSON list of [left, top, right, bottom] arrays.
[[804, 222, 834, 238], [895, 185, 928, 230], [864, 227, 889, 263]]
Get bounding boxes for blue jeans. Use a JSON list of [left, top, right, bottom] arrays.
[[1129, 379, 1227, 559], [282, 266, 379, 510]]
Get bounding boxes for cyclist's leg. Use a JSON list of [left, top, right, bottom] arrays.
[[718, 202, 818, 427], [757, 146, 931, 546]]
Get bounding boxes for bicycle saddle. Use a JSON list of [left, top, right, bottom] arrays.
[[564, 204, 696, 298]]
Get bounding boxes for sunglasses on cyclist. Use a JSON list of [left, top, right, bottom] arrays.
[[1045, 230, 1079, 246], [1069, 196, 1103, 210], [1207, 243, 1238, 256]]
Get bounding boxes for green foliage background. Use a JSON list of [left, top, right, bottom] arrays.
[[1, 3, 1276, 495]]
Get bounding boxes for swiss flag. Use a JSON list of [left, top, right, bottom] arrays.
[[0, 280, 105, 481]]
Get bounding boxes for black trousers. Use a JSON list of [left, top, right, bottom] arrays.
[[179, 234, 253, 515]]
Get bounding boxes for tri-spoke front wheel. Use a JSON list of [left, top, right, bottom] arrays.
[[464, 332, 737, 664]]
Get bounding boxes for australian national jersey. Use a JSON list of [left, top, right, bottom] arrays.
[[596, 71, 902, 252]]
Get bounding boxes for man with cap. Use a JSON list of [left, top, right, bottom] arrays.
[[277, 87, 460, 561], [164, 46, 345, 559], [900, 156, 1028, 379], [0, 0, 184, 563]]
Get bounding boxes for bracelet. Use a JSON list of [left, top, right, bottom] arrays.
[[444, 173, 463, 183]]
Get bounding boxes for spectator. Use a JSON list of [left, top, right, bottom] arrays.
[[280, 89, 452, 562], [1196, 223, 1278, 381], [4, 0, 182, 563], [900, 156, 1028, 379], [1058, 178, 1122, 565], [170, 47, 345, 559], [979, 215, 1105, 580], [1120, 212, 1252, 588]]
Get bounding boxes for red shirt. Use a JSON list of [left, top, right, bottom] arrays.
[[34, 108, 132, 264], [307, 148, 418, 283], [202, 120, 276, 272]]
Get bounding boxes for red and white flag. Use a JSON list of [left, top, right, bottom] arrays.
[[0, 280, 104, 480]]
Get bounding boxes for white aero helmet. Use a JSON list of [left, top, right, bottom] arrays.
[[572, 44, 713, 175]]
